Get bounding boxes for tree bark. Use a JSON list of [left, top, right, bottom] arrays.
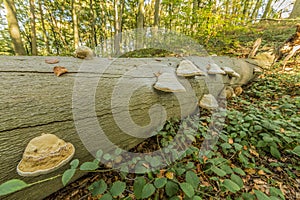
[[3, 0, 26, 55], [29, 0, 38, 55], [0, 56, 259, 200], [289, 0, 300, 19], [114, 0, 121, 55]]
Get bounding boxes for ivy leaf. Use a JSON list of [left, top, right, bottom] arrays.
[[211, 166, 227, 177], [292, 146, 300, 157], [222, 179, 241, 193], [232, 167, 246, 176], [88, 179, 107, 196], [110, 181, 126, 197], [254, 190, 271, 200], [100, 193, 113, 200], [269, 187, 285, 199], [165, 181, 179, 197], [270, 146, 281, 159], [179, 182, 195, 198], [230, 174, 244, 188], [141, 183, 155, 198], [133, 177, 146, 199], [62, 169, 76, 186], [80, 162, 99, 171], [154, 177, 167, 188], [185, 171, 200, 189], [0, 179, 28, 196], [70, 159, 79, 169]]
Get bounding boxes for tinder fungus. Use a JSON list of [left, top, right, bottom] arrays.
[[221, 66, 240, 78], [75, 46, 94, 59], [176, 60, 205, 77], [45, 58, 60, 64], [17, 134, 75, 177], [207, 63, 226, 75], [199, 94, 218, 110], [153, 72, 186, 92]]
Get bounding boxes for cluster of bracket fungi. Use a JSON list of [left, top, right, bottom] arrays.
[[153, 59, 241, 110]]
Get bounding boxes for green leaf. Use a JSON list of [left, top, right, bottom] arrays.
[[185, 171, 200, 189], [133, 177, 146, 199], [270, 146, 281, 159], [242, 192, 255, 200], [96, 149, 103, 159], [254, 190, 271, 200], [0, 179, 28, 196], [62, 169, 76, 186], [221, 143, 232, 149], [154, 177, 167, 188], [292, 146, 300, 157], [211, 166, 227, 177], [70, 159, 79, 169], [165, 181, 179, 197], [269, 187, 285, 199], [141, 183, 155, 198], [80, 162, 99, 171], [233, 167, 246, 176], [230, 174, 244, 188], [110, 181, 126, 197], [192, 196, 202, 200], [222, 179, 241, 193], [100, 193, 113, 200], [88, 179, 107, 196], [179, 182, 195, 198]]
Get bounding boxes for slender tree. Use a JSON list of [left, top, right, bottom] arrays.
[[3, 0, 26, 55], [262, 0, 273, 19], [38, 0, 50, 54], [136, 0, 144, 49], [289, 0, 300, 18], [154, 0, 160, 28], [29, 0, 37, 55], [72, 0, 79, 49]]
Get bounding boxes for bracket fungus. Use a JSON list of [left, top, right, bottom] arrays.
[[221, 66, 240, 78], [176, 60, 205, 77], [17, 134, 75, 177], [53, 66, 68, 77], [75, 46, 94, 59], [199, 94, 219, 110], [153, 72, 186, 92], [207, 63, 226, 75]]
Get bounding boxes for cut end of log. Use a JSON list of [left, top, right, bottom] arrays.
[[17, 134, 75, 177]]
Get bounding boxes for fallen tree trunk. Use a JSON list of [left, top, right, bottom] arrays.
[[0, 56, 259, 200]]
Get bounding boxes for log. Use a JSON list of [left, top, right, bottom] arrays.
[[0, 56, 259, 199]]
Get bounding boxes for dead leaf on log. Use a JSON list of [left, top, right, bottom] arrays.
[[53, 66, 68, 77], [45, 58, 60, 64]]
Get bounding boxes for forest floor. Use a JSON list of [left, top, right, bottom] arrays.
[[45, 21, 300, 200]]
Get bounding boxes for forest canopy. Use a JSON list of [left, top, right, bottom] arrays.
[[0, 0, 299, 56]]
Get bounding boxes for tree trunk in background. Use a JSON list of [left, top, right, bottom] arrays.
[[154, 0, 160, 28], [29, 0, 38, 55], [251, 0, 262, 20], [136, 0, 144, 49], [289, 0, 300, 18], [72, 0, 80, 49], [114, 0, 121, 55], [3, 0, 26, 55], [262, 0, 273, 19], [89, 0, 96, 48], [38, 0, 50, 54]]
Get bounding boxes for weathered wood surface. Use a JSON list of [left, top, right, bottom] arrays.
[[0, 56, 259, 200]]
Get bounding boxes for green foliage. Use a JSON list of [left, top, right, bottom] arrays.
[[0, 179, 28, 196]]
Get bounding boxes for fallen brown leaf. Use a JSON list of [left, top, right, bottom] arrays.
[[45, 58, 60, 64], [53, 66, 68, 76]]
